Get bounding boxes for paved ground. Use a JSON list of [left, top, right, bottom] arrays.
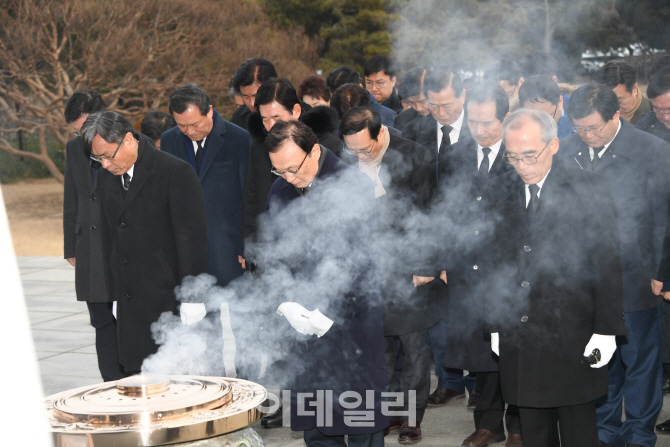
[[21, 256, 670, 446]]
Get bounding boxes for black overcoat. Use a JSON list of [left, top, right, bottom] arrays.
[[374, 133, 444, 336], [63, 137, 109, 302], [559, 119, 670, 312], [401, 113, 471, 163], [161, 111, 250, 288], [435, 137, 514, 372], [262, 148, 388, 436], [483, 156, 627, 408], [98, 134, 208, 372]]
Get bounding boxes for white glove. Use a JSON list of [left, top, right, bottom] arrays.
[[112, 301, 117, 319], [309, 309, 334, 337], [180, 303, 207, 325], [583, 333, 616, 368], [491, 333, 499, 356], [277, 302, 315, 335]]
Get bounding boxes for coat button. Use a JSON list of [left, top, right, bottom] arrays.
[[474, 230, 480, 235], [90, 196, 96, 201], [521, 281, 529, 287], [90, 225, 96, 230], [125, 294, 131, 300], [523, 245, 531, 252], [521, 315, 529, 323], [119, 222, 127, 228], [477, 196, 482, 201], [121, 259, 128, 265], [352, 296, 356, 301], [473, 265, 478, 270]]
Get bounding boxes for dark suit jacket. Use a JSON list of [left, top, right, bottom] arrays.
[[230, 104, 252, 131], [636, 111, 670, 145], [435, 137, 514, 372], [374, 133, 443, 335], [393, 108, 420, 131], [401, 112, 471, 179], [161, 111, 250, 287], [381, 90, 404, 114], [483, 156, 626, 408], [263, 149, 388, 435], [98, 134, 208, 372], [559, 119, 670, 312], [63, 137, 109, 303]]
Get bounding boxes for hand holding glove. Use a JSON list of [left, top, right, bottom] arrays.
[[491, 332, 499, 356], [180, 303, 207, 325], [583, 333, 616, 368], [277, 303, 334, 337]]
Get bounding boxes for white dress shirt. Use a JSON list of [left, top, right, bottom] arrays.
[[121, 165, 135, 188], [192, 136, 207, 154], [477, 139, 502, 171], [436, 109, 465, 152], [589, 121, 621, 160], [525, 168, 551, 208]]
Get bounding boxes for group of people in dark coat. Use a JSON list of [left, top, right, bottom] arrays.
[[60, 51, 670, 447]]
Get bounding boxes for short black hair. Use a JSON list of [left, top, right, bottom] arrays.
[[330, 84, 370, 118], [518, 75, 561, 107], [567, 83, 620, 122], [399, 68, 428, 99], [255, 78, 300, 113], [364, 55, 396, 79], [141, 110, 177, 141], [340, 107, 382, 140], [519, 52, 557, 78], [64, 91, 106, 123], [232, 58, 278, 91], [298, 75, 330, 102], [168, 83, 211, 116], [80, 111, 134, 152], [592, 60, 638, 93], [465, 83, 509, 122], [264, 120, 318, 154], [424, 70, 464, 98], [648, 67, 670, 100], [651, 56, 670, 77], [483, 59, 521, 85], [326, 66, 362, 94]]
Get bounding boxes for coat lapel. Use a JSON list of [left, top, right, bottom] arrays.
[[198, 113, 226, 181], [117, 138, 155, 216]]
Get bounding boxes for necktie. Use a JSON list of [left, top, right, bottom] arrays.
[[439, 125, 453, 154], [122, 172, 131, 191], [478, 147, 491, 189], [195, 140, 204, 172], [591, 146, 604, 170], [527, 184, 540, 218]]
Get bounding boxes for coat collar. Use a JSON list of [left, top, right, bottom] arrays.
[[567, 118, 634, 172]]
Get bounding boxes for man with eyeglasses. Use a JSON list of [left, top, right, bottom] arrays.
[[560, 83, 670, 447], [81, 111, 208, 376], [261, 120, 388, 447], [518, 75, 575, 140], [636, 67, 670, 145], [403, 69, 471, 182], [484, 108, 626, 446], [62, 91, 126, 382], [340, 107, 437, 444], [364, 55, 403, 114]]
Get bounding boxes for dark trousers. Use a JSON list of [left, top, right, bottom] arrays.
[[428, 320, 475, 391], [474, 371, 521, 434], [519, 400, 599, 447], [303, 427, 384, 447], [596, 305, 663, 447], [86, 301, 125, 381], [385, 329, 431, 423]]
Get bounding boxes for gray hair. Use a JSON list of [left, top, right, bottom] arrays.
[[80, 111, 134, 152], [502, 108, 557, 144]]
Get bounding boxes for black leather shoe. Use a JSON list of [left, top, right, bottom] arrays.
[[260, 406, 283, 428], [467, 390, 477, 410], [657, 418, 670, 433], [427, 387, 465, 406], [398, 421, 422, 444]]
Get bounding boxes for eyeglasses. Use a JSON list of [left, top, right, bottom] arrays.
[[503, 141, 550, 165], [365, 80, 388, 89], [344, 140, 376, 157], [571, 122, 607, 135], [406, 97, 428, 108], [90, 138, 123, 163], [271, 151, 308, 177], [653, 106, 670, 117]]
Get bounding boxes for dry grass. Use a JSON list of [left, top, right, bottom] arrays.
[[1, 179, 63, 256]]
